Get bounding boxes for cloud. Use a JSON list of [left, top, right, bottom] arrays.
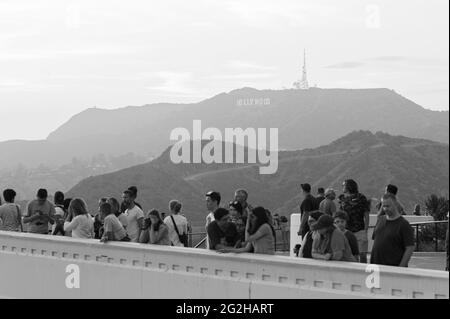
[[207, 73, 275, 80], [326, 56, 449, 70], [325, 62, 365, 69], [0, 47, 135, 61], [369, 56, 408, 62], [222, 0, 339, 28], [368, 56, 448, 67], [145, 71, 199, 96]]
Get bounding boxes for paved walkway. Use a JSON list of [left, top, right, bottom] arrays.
[[408, 253, 447, 271], [277, 251, 448, 271]]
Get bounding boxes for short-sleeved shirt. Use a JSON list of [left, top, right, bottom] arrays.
[[371, 216, 414, 266], [26, 199, 56, 234], [104, 214, 127, 241], [54, 206, 65, 217], [299, 194, 320, 236], [116, 213, 128, 229], [344, 230, 360, 257], [329, 229, 356, 261], [319, 199, 337, 216], [125, 205, 144, 242], [250, 223, 275, 255], [340, 193, 370, 233], [64, 214, 94, 239], [312, 228, 356, 262], [164, 214, 188, 247], [205, 212, 215, 249], [301, 194, 319, 215], [0, 203, 21, 232], [207, 221, 239, 250]]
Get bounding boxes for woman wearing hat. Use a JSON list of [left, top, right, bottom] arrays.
[[311, 214, 356, 262]]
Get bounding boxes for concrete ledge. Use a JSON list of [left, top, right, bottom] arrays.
[[0, 231, 448, 299]]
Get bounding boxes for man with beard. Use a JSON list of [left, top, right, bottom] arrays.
[[371, 194, 414, 267]]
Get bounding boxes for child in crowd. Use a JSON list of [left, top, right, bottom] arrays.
[[333, 211, 360, 261]]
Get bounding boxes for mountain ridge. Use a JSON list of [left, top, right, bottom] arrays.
[[0, 87, 448, 172], [66, 130, 449, 227]]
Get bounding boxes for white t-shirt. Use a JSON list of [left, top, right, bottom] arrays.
[[205, 212, 215, 228], [117, 213, 128, 229], [51, 206, 65, 233], [125, 205, 144, 242], [104, 214, 127, 241], [205, 212, 215, 249], [164, 214, 188, 247], [64, 214, 94, 239]]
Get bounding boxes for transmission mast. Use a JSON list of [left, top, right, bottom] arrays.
[[293, 49, 309, 90]]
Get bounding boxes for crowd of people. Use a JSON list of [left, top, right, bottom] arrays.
[[295, 181, 430, 267], [0, 180, 448, 270]]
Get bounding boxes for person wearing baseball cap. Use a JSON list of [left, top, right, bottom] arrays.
[[311, 214, 356, 262]]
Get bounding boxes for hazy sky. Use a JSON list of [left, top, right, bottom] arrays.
[[0, 0, 448, 142]]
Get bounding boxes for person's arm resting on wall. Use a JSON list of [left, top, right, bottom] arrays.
[[399, 246, 415, 267]]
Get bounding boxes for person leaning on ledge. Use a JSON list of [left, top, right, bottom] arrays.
[[370, 193, 415, 267]]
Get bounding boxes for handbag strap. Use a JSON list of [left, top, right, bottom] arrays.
[[170, 215, 181, 239]]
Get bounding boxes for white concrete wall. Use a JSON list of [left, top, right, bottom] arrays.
[[0, 231, 448, 299], [290, 214, 434, 257]]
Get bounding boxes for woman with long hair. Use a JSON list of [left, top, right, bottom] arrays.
[[63, 198, 94, 239], [139, 209, 170, 245], [219, 206, 276, 255], [99, 202, 130, 242], [108, 197, 128, 230]]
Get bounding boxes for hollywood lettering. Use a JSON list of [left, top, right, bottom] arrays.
[[236, 98, 271, 106]]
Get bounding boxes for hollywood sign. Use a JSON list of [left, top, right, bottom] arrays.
[[236, 98, 271, 106]]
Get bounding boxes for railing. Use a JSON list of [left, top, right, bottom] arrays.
[[187, 232, 207, 248], [194, 236, 207, 249], [188, 228, 291, 251], [411, 220, 448, 252]]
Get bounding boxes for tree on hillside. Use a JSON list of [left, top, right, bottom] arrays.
[[425, 194, 449, 221]]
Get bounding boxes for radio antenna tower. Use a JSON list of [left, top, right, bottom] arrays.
[[293, 49, 309, 90]]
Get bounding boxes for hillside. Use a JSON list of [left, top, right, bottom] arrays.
[[67, 131, 449, 227], [0, 88, 448, 171]]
